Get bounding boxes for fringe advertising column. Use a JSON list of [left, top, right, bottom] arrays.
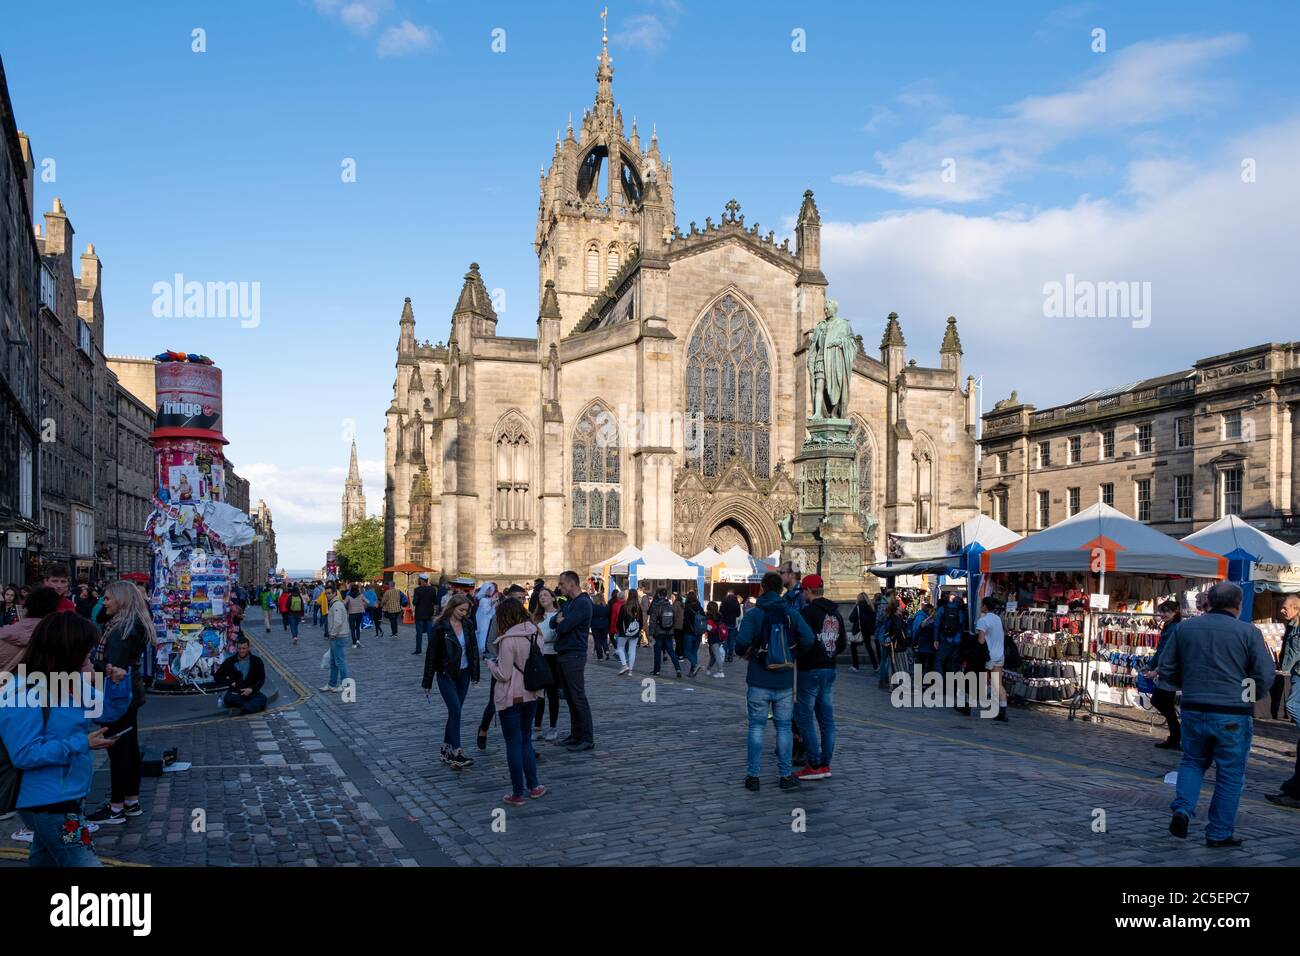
[[146, 353, 254, 688]]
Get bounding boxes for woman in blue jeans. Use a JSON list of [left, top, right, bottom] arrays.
[[421, 593, 479, 770], [0, 611, 118, 867], [486, 598, 547, 806]]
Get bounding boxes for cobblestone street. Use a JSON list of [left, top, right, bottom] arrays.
[[7, 619, 1297, 867]]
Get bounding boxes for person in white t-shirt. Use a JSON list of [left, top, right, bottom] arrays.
[[976, 596, 1009, 723]]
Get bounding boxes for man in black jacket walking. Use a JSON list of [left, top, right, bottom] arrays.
[[215, 635, 268, 715], [553, 571, 595, 750], [411, 573, 437, 655], [795, 575, 846, 781]]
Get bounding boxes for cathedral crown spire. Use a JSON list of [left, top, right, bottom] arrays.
[[595, 8, 614, 112]]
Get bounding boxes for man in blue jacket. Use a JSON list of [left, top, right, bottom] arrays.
[[553, 570, 595, 751], [1159, 582, 1275, 847], [735, 571, 815, 791]]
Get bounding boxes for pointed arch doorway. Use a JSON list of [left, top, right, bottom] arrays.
[[688, 496, 780, 560], [707, 519, 751, 555]]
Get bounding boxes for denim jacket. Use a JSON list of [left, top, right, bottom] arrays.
[[1280, 620, 1300, 676]]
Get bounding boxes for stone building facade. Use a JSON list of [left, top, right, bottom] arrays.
[[249, 498, 278, 585], [109, 382, 154, 577], [978, 342, 1300, 543], [0, 55, 41, 587], [384, 31, 980, 581]]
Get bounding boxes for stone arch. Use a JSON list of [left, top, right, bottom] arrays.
[[689, 495, 780, 560], [683, 287, 777, 479]]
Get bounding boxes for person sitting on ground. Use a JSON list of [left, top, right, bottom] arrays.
[[215, 635, 268, 715]]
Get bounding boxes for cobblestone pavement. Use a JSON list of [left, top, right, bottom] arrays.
[[5, 617, 1297, 866]]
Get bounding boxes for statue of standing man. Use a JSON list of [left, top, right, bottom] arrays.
[[807, 299, 855, 419]]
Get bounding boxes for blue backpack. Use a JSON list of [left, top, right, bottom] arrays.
[[692, 610, 707, 637], [754, 608, 795, 671]]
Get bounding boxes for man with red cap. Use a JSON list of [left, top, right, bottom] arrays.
[[795, 574, 846, 781]]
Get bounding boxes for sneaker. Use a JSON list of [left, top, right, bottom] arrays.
[[1154, 738, 1180, 749], [10, 828, 32, 843], [795, 765, 827, 781], [411, 649, 422, 655], [675, 671, 683, 679], [87, 804, 128, 826], [502, 794, 527, 807], [617, 666, 629, 676], [451, 750, 474, 768], [449, 753, 472, 770], [820, 765, 832, 779], [778, 776, 801, 791], [529, 785, 547, 800], [744, 776, 760, 792], [319, 684, 338, 692], [543, 728, 559, 743], [849, 666, 860, 672], [1205, 836, 1244, 848], [438, 745, 451, 764], [1168, 812, 1189, 839], [122, 801, 143, 818], [713, 671, 725, 679], [0, 811, 14, 822], [1265, 793, 1300, 809]]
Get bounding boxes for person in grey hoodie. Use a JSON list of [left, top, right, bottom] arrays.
[[1159, 581, 1275, 847]]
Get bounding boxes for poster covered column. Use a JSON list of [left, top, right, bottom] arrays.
[[145, 353, 253, 687]]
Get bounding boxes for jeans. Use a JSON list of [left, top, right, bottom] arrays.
[[616, 635, 637, 671], [288, 615, 300, 639], [19, 810, 101, 867], [414, 618, 432, 653], [876, 639, 893, 682], [724, 626, 737, 662], [684, 633, 701, 671], [311, 604, 320, 627], [436, 668, 472, 750], [935, 641, 963, 704], [592, 631, 609, 659], [105, 704, 142, 803], [1171, 710, 1253, 840], [385, 612, 401, 637], [746, 686, 794, 778], [328, 638, 349, 687], [1281, 678, 1300, 797], [795, 668, 836, 767], [557, 651, 593, 744], [500, 700, 539, 797], [348, 613, 363, 644], [654, 633, 681, 674], [223, 690, 268, 714]]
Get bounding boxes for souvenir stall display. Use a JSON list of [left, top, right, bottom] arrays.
[[982, 503, 1228, 720], [146, 353, 255, 689]]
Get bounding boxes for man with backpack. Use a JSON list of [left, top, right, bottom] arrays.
[[933, 592, 966, 700], [795, 575, 846, 781], [735, 571, 815, 791], [649, 588, 682, 679]]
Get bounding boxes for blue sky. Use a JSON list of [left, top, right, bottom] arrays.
[[5, 1, 1298, 568]]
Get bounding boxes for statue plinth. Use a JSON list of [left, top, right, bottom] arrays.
[[782, 417, 867, 603]]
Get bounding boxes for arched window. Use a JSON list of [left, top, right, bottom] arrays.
[[848, 420, 877, 541], [912, 432, 938, 534], [607, 244, 620, 282], [685, 294, 772, 478], [571, 403, 620, 529], [494, 413, 531, 530], [585, 244, 601, 290]]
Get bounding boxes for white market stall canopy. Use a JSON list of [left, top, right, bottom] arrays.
[[688, 547, 723, 570], [980, 502, 1228, 579], [869, 514, 1021, 577], [1184, 515, 1300, 591], [590, 544, 643, 578], [710, 545, 776, 583], [630, 541, 701, 581]]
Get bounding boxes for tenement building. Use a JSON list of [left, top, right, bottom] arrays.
[[978, 342, 1300, 542], [384, 27, 980, 580]]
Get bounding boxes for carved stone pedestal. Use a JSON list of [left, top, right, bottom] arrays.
[[781, 419, 867, 603]]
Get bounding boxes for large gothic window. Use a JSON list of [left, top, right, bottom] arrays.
[[848, 420, 877, 541], [685, 295, 772, 478], [585, 244, 601, 290], [494, 414, 531, 530], [571, 404, 621, 529], [606, 244, 620, 283]]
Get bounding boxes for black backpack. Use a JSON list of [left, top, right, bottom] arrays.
[[659, 603, 675, 631], [0, 706, 48, 814], [520, 632, 554, 692], [939, 605, 962, 638]]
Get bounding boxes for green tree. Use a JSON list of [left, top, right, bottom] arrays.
[[335, 517, 384, 582]]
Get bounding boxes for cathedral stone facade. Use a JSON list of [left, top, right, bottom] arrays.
[[384, 30, 980, 582]]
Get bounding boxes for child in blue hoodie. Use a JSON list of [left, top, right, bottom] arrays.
[[0, 611, 116, 867]]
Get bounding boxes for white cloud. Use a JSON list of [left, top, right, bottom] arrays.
[[836, 34, 1247, 202], [615, 14, 670, 54], [312, 0, 392, 36], [822, 117, 1300, 410], [895, 79, 949, 112], [376, 20, 436, 58], [240, 459, 384, 568], [863, 108, 895, 134]]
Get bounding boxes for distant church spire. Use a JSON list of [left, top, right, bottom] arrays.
[[342, 439, 367, 531]]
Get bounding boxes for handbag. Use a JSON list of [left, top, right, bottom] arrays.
[[95, 668, 133, 726]]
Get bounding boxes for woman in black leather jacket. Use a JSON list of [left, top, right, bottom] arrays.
[[421, 592, 479, 769]]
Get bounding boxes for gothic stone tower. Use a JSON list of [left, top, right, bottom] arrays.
[[534, 13, 676, 334], [341, 439, 366, 532]]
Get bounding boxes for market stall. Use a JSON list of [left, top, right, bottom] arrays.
[[981, 503, 1228, 718], [590, 543, 643, 595], [627, 541, 706, 600], [868, 514, 1021, 612]]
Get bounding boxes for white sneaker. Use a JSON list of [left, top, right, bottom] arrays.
[[319, 684, 339, 692], [713, 671, 725, 678], [617, 667, 629, 676], [543, 728, 559, 742], [849, 666, 860, 672], [10, 828, 32, 843]]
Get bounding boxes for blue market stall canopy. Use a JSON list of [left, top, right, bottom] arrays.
[[1184, 515, 1300, 592]]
